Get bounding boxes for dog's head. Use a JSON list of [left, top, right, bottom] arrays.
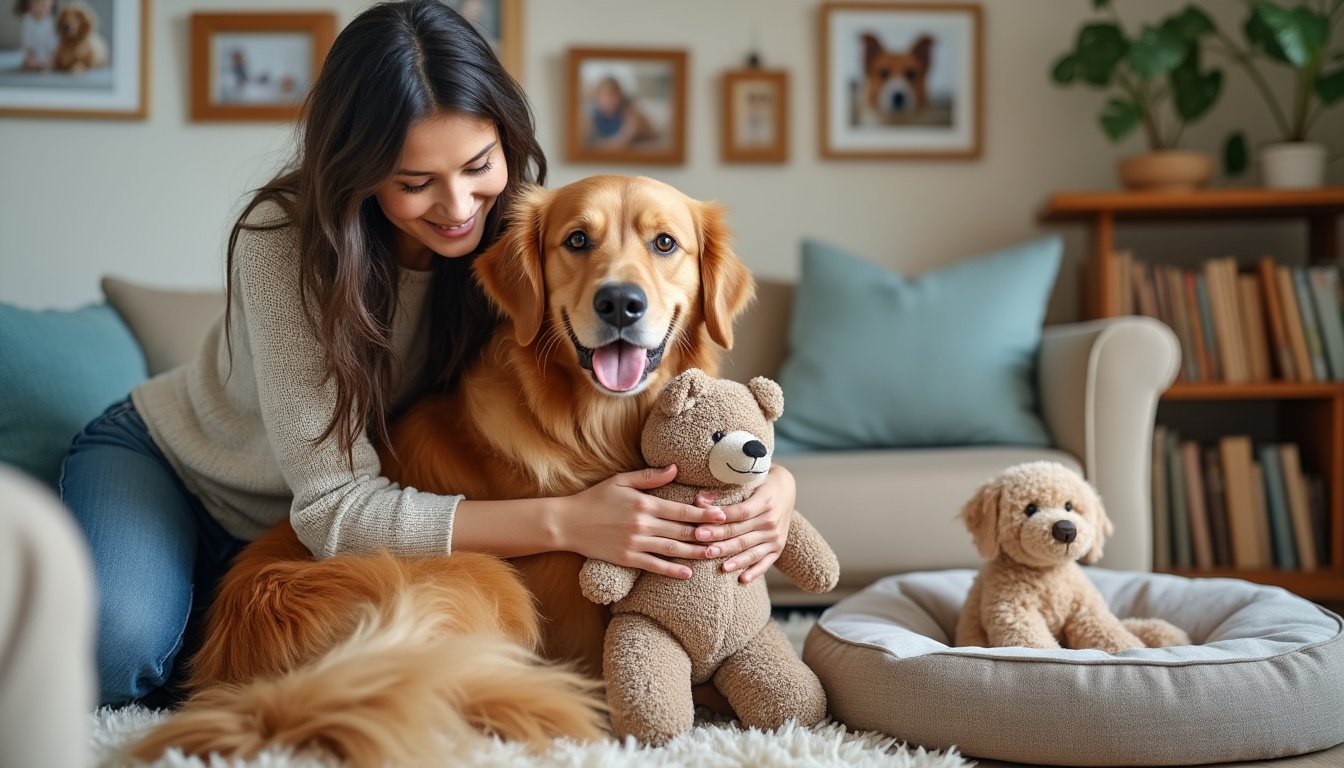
[[474, 175, 754, 397], [57, 1, 97, 43], [861, 32, 933, 118], [959, 461, 1112, 568]]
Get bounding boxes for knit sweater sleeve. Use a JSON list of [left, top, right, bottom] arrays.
[[233, 221, 461, 559]]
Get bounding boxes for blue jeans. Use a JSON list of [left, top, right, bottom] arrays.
[[60, 398, 246, 706]]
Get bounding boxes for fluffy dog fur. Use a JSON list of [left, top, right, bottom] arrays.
[[955, 461, 1190, 652], [53, 1, 108, 73], [127, 175, 755, 766]]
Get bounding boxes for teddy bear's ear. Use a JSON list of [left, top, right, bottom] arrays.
[[960, 478, 1003, 560], [658, 368, 709, 417], [1080, 483, 1112, 565], [746, 377, 783, 421]]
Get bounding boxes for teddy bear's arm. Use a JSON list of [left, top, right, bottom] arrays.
[[578, 558, 641, 605], [772, 511, 840, 594]]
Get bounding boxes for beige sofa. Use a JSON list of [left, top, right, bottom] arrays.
[[722, 280, 1182, 604]]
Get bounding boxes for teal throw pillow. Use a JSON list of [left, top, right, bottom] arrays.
[[774, 237, 1062, 451], [0, 302, 147, 488]]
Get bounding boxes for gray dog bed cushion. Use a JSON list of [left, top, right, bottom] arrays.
[[803, 568, 1344, 766]]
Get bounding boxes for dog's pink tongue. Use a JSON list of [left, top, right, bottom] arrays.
[[592, 341, 647, 391]]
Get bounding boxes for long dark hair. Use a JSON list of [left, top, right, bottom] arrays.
[[226, 0, 546, 459]]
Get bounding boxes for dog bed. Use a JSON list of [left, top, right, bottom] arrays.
[[803, 568, 1344, 766]]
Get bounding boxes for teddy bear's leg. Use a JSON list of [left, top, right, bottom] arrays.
[[713, 620, 826, 731], [1062, 592, 1144, 653], [604, 612, 694, 745], [1122, 617, 1191, 647]]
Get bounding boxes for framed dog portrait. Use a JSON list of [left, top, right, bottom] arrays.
[[442, 0, 522, 82], [190, 12, 335, 122], [721, 68, 788, 163], [0, 0, 149, 119], [566, 47, 687, 165], [820, 2, 982, 159]]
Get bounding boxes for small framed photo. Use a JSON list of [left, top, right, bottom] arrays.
[[566, 47, 687, 165], [820, 2, 982, 159], [0, 0, 150, 119], [442, 0, 522, 82], [721, 68, 788, 163], [190, 12, 336, 122]]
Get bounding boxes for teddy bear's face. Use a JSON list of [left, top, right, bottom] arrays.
[[642, 369, 783, 490], [962, 461, 1112, 568]]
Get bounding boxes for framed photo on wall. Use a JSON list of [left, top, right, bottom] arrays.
[[190, 12, 335, 122], [721, 68, 788, 163], [566, 47, 687, 165], [442, 0, 522, 82], [0, 0, 150, 119], [820, 2, 982, 159]]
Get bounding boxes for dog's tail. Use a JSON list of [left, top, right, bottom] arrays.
[[124, 584, 608, 767]]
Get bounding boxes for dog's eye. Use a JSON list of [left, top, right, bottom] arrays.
[[878, 67, 891, 80], [564, 230, 589, 250], [1024, 504, 1039, 517], [653, 233, 678, 254], [712, 431, 726, 443], [1064, 501, 1073, 512], [905, 67, 918, 80]]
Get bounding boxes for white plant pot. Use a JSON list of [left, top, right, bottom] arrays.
[[1260, 142, 1327, 189]]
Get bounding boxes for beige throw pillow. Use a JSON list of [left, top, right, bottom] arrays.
[[100, 276, 225, 376]]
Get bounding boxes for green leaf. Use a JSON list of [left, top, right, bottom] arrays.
[[1161, 6, 1217, 43], [1127, 25, 1187, 80], [1317, 67, 1344, 105], [1075, 23, 1128, 86], [1223, 132, 1249, 176], [1100, 98, 1143, 141], [1247, 1, 1330, 69], [1052, 53, 1079, 84], [1172, 66, 1222, 121], [1092, 0, 1110, 9]]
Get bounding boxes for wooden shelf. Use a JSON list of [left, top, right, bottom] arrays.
[[1041, 186, 1344, 222], [1163, 567, 1344, 602], [1163, 381, 1344, 401]]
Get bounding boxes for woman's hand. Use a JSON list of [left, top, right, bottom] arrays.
[[557, 465, 726, 580], [694, 464, 796, 583]]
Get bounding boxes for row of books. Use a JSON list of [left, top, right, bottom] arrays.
[[1152, 427, 1331, 572], [1110, 253, 1344, 384]]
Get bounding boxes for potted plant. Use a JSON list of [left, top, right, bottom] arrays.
[[1051, 1, 1224, 191], [1213, 1, 1344, 188]]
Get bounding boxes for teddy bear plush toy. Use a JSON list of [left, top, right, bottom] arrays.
[[579, 368, 840, 744], [956, 461, 1190, 652]]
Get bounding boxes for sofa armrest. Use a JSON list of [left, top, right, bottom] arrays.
[[1038, 317, 1180, 572]]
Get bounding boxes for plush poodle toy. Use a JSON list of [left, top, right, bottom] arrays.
[[579, 369, 840, 744], [956, 461, 1190, 652]]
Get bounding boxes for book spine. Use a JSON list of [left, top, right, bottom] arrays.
[[1182, 440, 1215, 569], [1258, 443, 1300, 570], [1202, 445, 1233, 567], [1277, 265, 1315, 383], [1257, 257, 1296, 381], [1151, 425, 1171, 571], [1167, 430, 1192, 569], [1293, 268, 1330, 381], [1307, 266, 1344, 380]]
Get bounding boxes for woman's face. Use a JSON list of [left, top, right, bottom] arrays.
[[374, 111, 509, 270]]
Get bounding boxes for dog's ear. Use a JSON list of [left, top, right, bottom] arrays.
[[695, 201, 754, 350], [1080, 483, 1113, 565], [475, 185, 551, 347], [747, 377, 783, 421], [861, 32, 885, 71], [913, 34, 934, 70], [659, 368, 709, 417], [960, 478, 1003, 559]]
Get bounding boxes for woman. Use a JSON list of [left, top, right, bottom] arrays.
[[61, 0, 796, 707]]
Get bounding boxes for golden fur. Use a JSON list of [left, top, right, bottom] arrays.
[[954, 461, 1190, 652], [53, 1, 108, 73], [127, 175, 755, 766]]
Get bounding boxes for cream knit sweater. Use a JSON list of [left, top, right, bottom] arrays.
[[132, 201, 461, 558]]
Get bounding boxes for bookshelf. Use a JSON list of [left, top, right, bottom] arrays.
[[1040, 187, 1344, 601]]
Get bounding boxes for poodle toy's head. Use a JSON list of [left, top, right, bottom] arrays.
[[959, 461, 1112, 568], [642, 368, 783, 490]]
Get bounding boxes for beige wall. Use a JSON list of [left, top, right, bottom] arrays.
[[2, 0, 1340, 312]]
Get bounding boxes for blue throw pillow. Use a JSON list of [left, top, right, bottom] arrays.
[[774, 237, 1062, 451], [0, 302, 147, 488]]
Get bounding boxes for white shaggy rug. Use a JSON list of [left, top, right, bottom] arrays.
[[91, 615, 975, 768]]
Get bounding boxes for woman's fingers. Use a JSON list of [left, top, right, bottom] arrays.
[[737, 549, 781, 583], [629, 553, 694, 580], [642, 536, 709, 561]]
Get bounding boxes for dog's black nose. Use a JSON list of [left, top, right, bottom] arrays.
[[891, 91, 907, 110], [594, 283, 646, 328], [1052, 520, 1077, 544], [743, 440, 767, 459]]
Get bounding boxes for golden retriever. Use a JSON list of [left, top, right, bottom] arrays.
[[53, 1, 108, 74], [128, 175, 755, 766]]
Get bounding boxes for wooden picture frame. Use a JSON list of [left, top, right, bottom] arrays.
[[190, 12, 335, 122], [443, 0, 523, 82], [721, 68, 789, 163], [566, 47, 687, 165], [0, 0, 150, 119], [819, 2, 982, 159]]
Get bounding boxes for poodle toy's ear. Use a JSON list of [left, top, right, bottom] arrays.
[[1080, 483, 1113, 565], [960, 478, 1004, 560], [474, 185, 551, 347], [695, 201, 754, 350], [746, 377, 783, 421], [659, 368, 710, 417]]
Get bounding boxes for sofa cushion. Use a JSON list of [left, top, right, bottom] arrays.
[[101, 276, 224, 375], [0, 302, 147, 488], [774, 237, 1061, 451]]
